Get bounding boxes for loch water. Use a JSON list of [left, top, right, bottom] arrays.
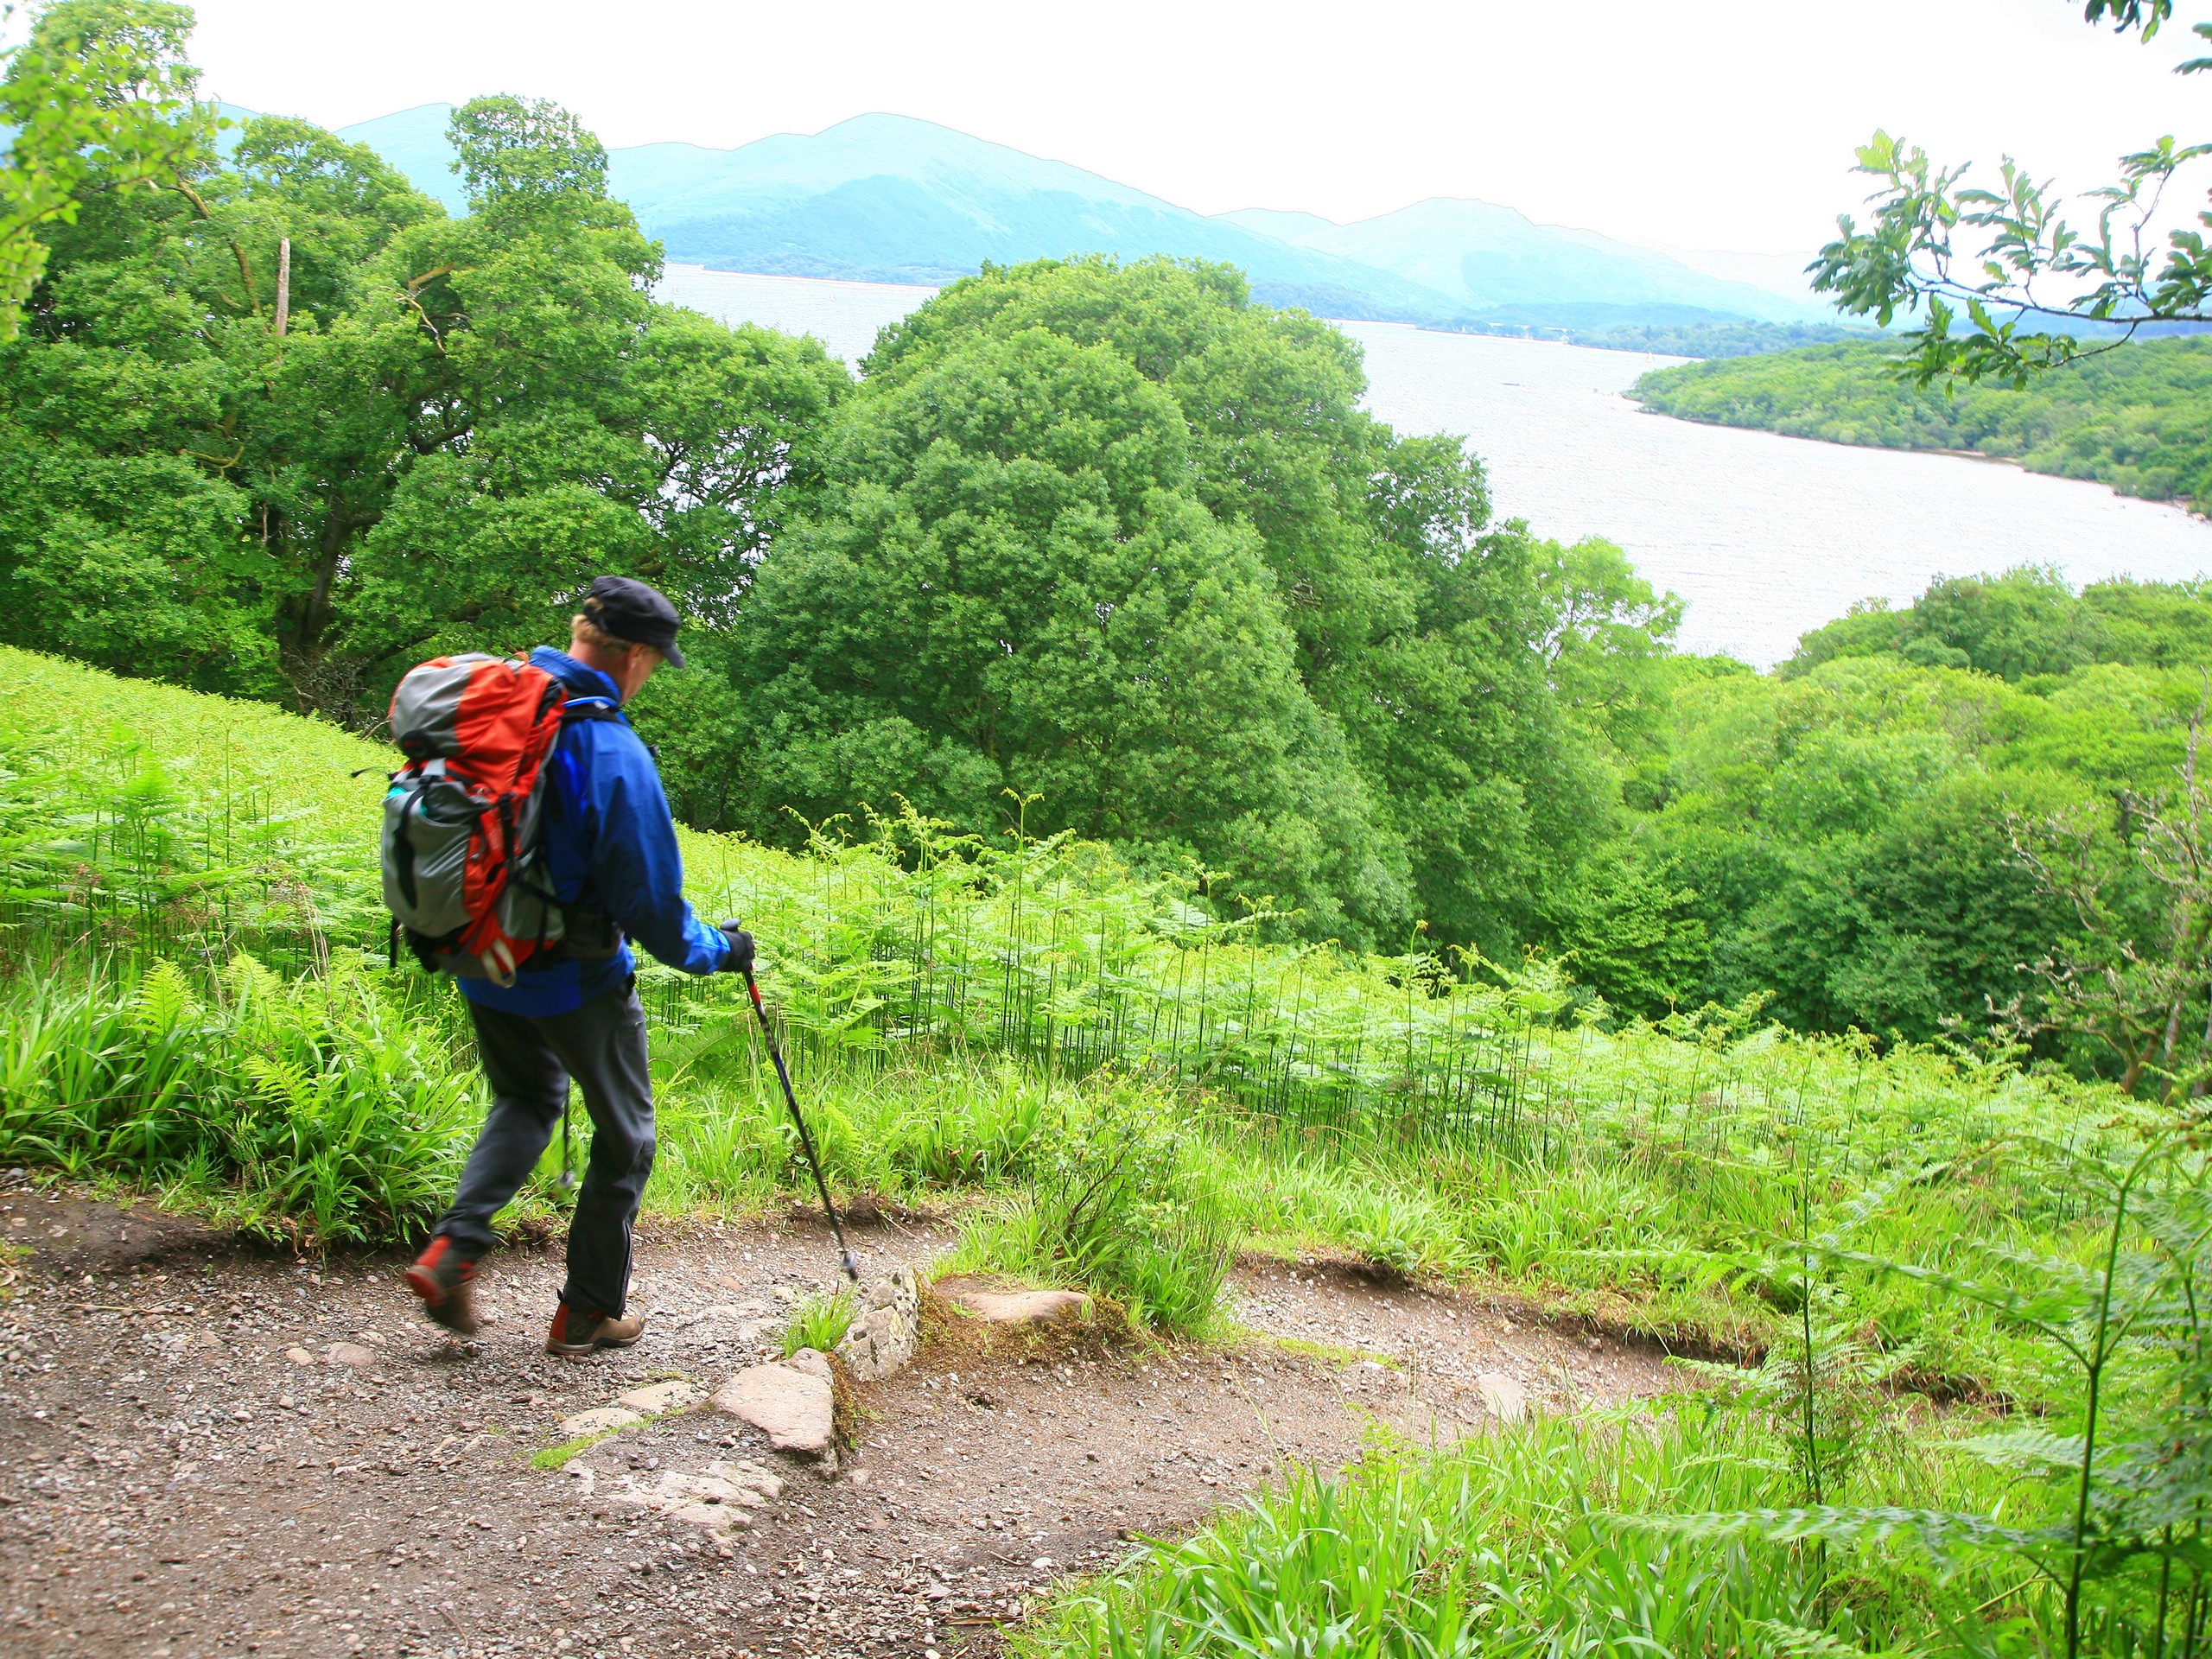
[[660, 264, 2212, 666]]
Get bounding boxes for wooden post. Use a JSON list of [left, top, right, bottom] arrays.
[[274, 237, 291, 337]]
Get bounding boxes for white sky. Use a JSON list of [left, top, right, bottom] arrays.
[[145, 0, 2212, 252]]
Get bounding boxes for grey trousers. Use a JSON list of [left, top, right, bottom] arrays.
[[435, 983, 656, 1319]]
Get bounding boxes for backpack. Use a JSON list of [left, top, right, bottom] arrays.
[[378, 653, 622, 984]]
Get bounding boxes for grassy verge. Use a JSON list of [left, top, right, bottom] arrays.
[[7, 647, 2207, 1656], [0, 950, 2134, 1404], [1016, 1406, 2040, 1659]]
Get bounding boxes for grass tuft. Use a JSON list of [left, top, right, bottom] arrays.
[[948, 1089, 1234, 1337], [779, 1287, 855, 1357]]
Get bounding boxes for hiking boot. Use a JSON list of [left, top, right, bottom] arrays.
[[546, 1302, 644, 1357], [404, 1236, 480, 1337]]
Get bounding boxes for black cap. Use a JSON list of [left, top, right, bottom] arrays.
[[582, 575, 685, 669]]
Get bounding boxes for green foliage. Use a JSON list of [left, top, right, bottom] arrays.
[[1015, 1079, 2212, 1659], [1649, 568, 2212, 1062], [0, 645, 397, 957], [1018, 1408, 2024, 1659], [1573, 320, 1885, 359], [0, 646, 2174, 1430], [698, 254, 1637, 952], [0, 956, 477, 1247], [1666, 1134, 2212, 1659], [725, 316, 1406, 944], [0, 0, 207, 335], [951, 1088, 1233, 1336], [1629, 609, 2212, 1050], [16, 20, 1649, 961], [1788, 568, 2212, 683], [447, 93, 607, 207], [1810, 106, 2212, 387], [778, 1287, 855, 1357], [1537, 846, 1712, 1019], [3, 20, 849, 702], [1635, 337, 2212, 511]]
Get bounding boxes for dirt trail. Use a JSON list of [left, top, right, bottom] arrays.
[[0, 1184, 1677, 1659]]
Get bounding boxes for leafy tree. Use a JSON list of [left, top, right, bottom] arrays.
[[1, 17, 849, 708], [723, 322, 1409, 943], [1785, 567, 2212, 686], [447, 94, 607, 206], [695, 256, 1637, 949], [1715, 766, 2083, 1042], [1641, 655, 2117, 1045], [1902, 566, 2108, 679], [2082, 575, 2212, 664], [1537, 848, 1710, 1020], [0, 1, 286, 689], [1533, 535, 1684, 762], [2006, 710, 2212, 1100], [0, 0, 204, 335], [1811, 0, 2212, 385], [1781, 600, 1909, 681], [333, 99, 846, 686]]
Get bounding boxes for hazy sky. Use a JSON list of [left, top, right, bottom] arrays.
[[154, 0, 2212, 253]]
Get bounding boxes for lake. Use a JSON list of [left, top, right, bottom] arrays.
[[658, 264, 2212, 666]]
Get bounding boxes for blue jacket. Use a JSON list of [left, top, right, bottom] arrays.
[[460, 646, 731, 1017]]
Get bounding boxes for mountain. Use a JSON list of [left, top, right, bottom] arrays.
[[1217, 199, 1824, 326], [1647, 241, 1822, 307], [333, 105, 1474, 326], [306, 103, 1828, 330], [336, 105, 472, 214], [1214, 207, 1340, 245]]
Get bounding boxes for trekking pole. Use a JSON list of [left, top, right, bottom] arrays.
[[743, 967, 861, 1284]]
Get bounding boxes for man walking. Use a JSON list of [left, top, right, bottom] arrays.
[[404, 575, 752, 1356]]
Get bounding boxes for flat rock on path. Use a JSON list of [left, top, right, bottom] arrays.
[[937, 1281, 1093, 1325], [0, 1193, 1675, 1659], [711, 1351, 836, 1459]]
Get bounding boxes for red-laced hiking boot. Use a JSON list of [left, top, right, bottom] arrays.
[[404, 1236, 480, 1337], [545, 1303, 644, 1357]]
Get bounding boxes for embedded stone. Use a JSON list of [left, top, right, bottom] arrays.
[[1474, 1372, 1529, 1423], [557, 1406, 644, 1438], [711, 1359, 835, 1459], [587, 1490, 662, 1516], [706, 1459, 784, 1499], [945, 1287, 1092, 1325], [666, 1500, 749, 1531], [323, 1342, 378, 1367], [616, 1379, 704, 1415], [652, 1469, 759, 1506], [836, 1267, 920, 1382]]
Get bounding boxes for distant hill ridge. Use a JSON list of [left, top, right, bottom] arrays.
[[295, 103, 1828, 331]]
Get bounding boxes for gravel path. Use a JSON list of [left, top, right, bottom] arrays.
[[0, 1182, 1676, 1659]]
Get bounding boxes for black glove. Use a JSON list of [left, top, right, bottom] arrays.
[[718, 923, 755, 975]]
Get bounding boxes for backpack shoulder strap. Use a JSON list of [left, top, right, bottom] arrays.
[[547, 696, 629, 823]]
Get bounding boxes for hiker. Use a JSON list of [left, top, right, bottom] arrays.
[[399, 575, 753, 1356]]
